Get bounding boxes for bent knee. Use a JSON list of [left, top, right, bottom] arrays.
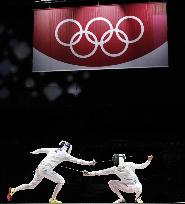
[[58, 177, 65, 185], [108, 180, 118, 186], [135, 184, 142, 193], [108, 180, 113, 185]]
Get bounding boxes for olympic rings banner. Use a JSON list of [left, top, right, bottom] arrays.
[[33, 3, 168, 71]]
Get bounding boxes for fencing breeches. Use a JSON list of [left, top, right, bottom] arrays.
[[108, 180, 142, 200]]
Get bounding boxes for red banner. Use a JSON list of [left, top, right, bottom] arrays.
[[33, 3, 168, 71]]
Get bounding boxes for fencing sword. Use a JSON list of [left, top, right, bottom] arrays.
[[61, 159, 112, 173]]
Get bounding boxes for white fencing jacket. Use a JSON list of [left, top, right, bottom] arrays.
[[90, 160, 151, 185], [31, 148, 92, 169]]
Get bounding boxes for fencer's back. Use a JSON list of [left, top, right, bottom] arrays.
[[40, 148, 69, 169]]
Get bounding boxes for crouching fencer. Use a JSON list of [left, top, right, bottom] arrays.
[[83, 154, 153, 203], [7, 140, 96, 204]]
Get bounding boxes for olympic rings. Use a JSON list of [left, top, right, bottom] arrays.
[[55, 16, 144, 58]]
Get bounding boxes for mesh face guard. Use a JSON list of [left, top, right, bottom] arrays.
[[59, 141, 66, 147], [64, 142, 72, 153], [112, 154, 126, 166], [59, 141, 72, 153]]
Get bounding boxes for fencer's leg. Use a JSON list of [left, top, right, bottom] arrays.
[[108, 180, 123, 198], [43, 169, 65, 203], [134, 183, 143, 203], [7, 170, 43, 201], [14, 171, 43, 192], [108, 180, 126, 203], [52, 183, 64, 199]]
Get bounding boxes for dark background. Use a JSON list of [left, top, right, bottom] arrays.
[[0, 0, 185, 203]]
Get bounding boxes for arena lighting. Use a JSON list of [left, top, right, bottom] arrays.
[[34, 0, 66, 3], [33, 0, 167, 3], [33, 0, 98, 7], [33, 0, 91, 3]]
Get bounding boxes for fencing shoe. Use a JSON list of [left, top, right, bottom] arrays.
[[49, 198, 62, 204], [113, 197, 126, 203], [7, 187, 16, 201], [136, 197, 143, 203]]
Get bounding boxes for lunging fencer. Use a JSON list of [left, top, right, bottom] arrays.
[[7, 140, 96, 204], [83, 154, 153, 203]]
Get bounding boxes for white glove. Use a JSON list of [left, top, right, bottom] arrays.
[[83, 170, 92, 176], [148, 155, 153, 161], [89, 159, 96, 166]]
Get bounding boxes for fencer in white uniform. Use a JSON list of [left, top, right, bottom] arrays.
[[7, 141, 96, 204], [83, 154, 153, 203]]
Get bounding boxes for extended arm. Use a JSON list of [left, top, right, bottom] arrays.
[[65, 152, 96, 166], [133, 155, 153, 169], [83, 166, 116, 176], [30, 148, 51, 154]]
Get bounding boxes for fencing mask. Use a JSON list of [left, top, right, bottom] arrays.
[[112, 154, 126, 166], [59, 140, 72, 154]]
